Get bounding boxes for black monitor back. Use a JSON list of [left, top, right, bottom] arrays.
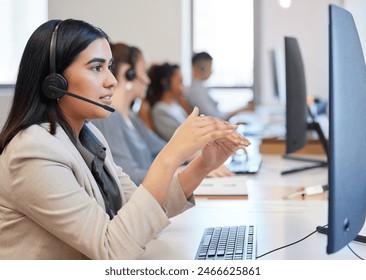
[[328, 4, 366, 254], [285, 37, 308, 154]]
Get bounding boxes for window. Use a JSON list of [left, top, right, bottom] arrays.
[[192, 0, 254, 112], [0, 0, 48, 85]]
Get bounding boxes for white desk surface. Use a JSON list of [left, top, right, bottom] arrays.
[[139, 154, 366, 260], [140, 199, 366, 260], [245, 154, 328, 200], [194, 154, 328, 200]]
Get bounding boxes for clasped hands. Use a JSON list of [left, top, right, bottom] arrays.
[[167, 107, 251, 173]]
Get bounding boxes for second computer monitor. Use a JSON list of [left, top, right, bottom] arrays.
[[284, 37, 308, 155]]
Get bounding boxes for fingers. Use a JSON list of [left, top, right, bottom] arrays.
[[183, 111, 251, 148], [226, 132, 251, 148], [211, 134, 251, 156], [188, 106, 200, 118], [203, 127, 251, 149], [193, 114, 237, 131], [211, 137, 241, 155]]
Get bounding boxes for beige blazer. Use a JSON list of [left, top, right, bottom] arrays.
[[0, 122, 194, 259]]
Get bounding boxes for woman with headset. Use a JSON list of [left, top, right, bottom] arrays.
[[0, 19, 249, 259]]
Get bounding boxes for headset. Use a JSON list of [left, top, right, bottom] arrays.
[[42, 20, 115, 112], [125, 46, 138, 81], [42, 21, 68, 99], [161, 79, 171, 91]]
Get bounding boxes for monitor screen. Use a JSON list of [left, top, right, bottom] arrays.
[[270, 49, 286, 104], [284, 37, 308, 155], [327, 4, 366, 254], [282, 37, 328, 175]]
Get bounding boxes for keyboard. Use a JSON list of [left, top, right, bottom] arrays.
[[194, 225, 257, 260]]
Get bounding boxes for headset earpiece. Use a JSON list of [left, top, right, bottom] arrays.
[[199, 65, 206, 73], [162, 80, 171, 91], [125, 68, 136, 81], [42, 20, 68, 99], [125, 46, 137, 81], [42, 73, 68, 99]]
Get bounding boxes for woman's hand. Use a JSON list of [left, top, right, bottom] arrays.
[[198, 128, 250, 173], [143, 107, 250, 202], [207, 164, 234, 177], [161, 107, 243, 167]]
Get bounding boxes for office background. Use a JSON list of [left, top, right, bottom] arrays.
[[1, 0, 366, 128]]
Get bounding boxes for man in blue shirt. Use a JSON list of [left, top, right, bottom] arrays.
[[185, 52, 253, 121]]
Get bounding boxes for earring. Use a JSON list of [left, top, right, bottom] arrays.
[[125, 81, 133, 91]]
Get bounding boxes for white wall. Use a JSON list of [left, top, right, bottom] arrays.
[[254, 0, 342, 106], [0, 88, 13, 130], [48, 0, 190, 72], [2, 1, 366, 111], [50, 0, 357, 107]]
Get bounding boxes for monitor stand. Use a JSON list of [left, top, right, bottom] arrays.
[[316, 226, 366, 245], [281, 120, 328, 175]]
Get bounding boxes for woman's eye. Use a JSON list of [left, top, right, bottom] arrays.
[[92, 64, 102, 72]]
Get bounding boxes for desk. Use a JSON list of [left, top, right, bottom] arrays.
[[140, 200, 366, 260], [140, 154, 365, 260], [246, 154, 327, 200], [194, 154, 328, 200]]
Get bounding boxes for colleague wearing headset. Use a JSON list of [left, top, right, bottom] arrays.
[[146, 62, 235, 177], [185, 52, 254, 121], [145, 63, 188, 142], [92, 43, 167, 186], [0, 19, 249, 259], [93, 44, 234, 184]]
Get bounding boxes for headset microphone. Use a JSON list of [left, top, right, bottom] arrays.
[[47, 85, 115, 112]]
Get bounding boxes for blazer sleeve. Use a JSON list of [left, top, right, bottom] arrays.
[[5, 125, 193, 260], [89, 122, 195, 218]]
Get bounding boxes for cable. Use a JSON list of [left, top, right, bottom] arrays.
[[256, 224, 365, 259], [347, 245, 364, 260], [256, 226, 322, 259], [316, 225, 365, 259], [284, 184, 328, 199]]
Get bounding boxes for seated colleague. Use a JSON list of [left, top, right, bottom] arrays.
[[0, 19, 250, 260], [138, 98, 156, 131], [92, 43, 166, 185], [144, 62, 234, 177], [146, 63, 189, 142], [185, 52, 254, 121], [139, 92, 191, 132]]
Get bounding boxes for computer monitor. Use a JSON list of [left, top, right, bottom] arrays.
[[326, 4, 366, 254], [282, 36, 328, 175], [270, 48, 286, 104]]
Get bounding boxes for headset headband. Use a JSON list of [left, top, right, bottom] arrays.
[[49, 21, 62, 74]]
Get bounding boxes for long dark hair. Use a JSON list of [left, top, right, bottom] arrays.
[[146, 62, 180, 107], [0, 19, 109, 153]]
